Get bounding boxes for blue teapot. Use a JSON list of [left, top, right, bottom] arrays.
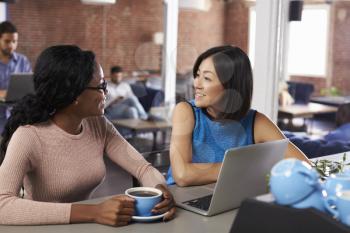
[[270, 158, 321, 205]]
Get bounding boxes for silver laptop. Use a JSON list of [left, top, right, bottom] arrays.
[[169, 139, 289, 216], [0, 73, 34, 103]]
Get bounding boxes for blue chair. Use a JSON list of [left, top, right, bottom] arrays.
[[130, 83, 164, 112], [284, 131, 350, 158], [287, 81, 315, 104], [278, 81, 316, 131]]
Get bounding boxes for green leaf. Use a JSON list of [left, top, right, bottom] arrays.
[[313, 153, 349, 177]]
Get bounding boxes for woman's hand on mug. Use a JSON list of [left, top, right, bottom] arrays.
[[93, 195, 135, 226], [153, 184, 176, 221]]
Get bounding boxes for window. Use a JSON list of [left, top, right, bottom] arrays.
[[248, 4, 330, 77], [287, 5, 330, 77]]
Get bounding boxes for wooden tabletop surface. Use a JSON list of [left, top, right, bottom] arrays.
[[112, 118, 172, 131], [278, 103, 337, 118]]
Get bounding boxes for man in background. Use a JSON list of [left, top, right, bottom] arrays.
[[105, 66, 148, 120], [0, 21, 31, 89], [0, 21, 32, 132]]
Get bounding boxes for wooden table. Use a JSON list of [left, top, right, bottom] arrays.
[[278, 103, 337, 132], [112, 118, 172, 149]]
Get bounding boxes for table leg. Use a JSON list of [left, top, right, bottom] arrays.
[[308, 118, 314, 134], [152, 131, 157, 150], [162, 131, 167, 145], [287, 117, 294, 130], [131, 129, 137, 138]]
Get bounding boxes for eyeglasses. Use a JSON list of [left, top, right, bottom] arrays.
[[85, 80, 108, 94]]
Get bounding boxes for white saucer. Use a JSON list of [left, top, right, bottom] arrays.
[[132, 212, 168, 223]]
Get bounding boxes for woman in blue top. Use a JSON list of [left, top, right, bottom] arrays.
[[167, 45, 309, 186]]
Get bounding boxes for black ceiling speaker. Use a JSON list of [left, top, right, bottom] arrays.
[[289, 0, 304, 21]]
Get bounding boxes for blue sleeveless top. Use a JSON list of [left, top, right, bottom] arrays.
[[166, 100, 256, 185]]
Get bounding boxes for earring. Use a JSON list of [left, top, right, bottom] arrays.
[[74, 100, 79, 105]]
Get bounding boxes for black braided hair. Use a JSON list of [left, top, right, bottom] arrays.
[[0, 45, 96, 165]]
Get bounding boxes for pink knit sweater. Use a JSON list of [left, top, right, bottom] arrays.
[[0, 116, 166, 225]]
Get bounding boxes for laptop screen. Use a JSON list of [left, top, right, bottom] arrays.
[[4, 73, 34, 103]]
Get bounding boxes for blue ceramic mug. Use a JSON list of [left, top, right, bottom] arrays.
[[291, 188, 327, 212], [325, 190, 350, 226], [270, 158, 320, 205], [125, 187, 162, 217]]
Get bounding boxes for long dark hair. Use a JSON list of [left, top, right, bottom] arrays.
[[0, 45, 96, 165], [193, 45, 253, 120], [336, 103, 350, 127]]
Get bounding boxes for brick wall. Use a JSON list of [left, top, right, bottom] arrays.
[[331, 1, 350, 96], [8, 0, 232, 76], [8, 0, 164, 75], [224, 0, 249, 53], [177, 0, 226, 73], [11, 0, 348, 96]]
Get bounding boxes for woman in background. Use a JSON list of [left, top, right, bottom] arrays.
[[167, 45, 309, 186], [0, 45, 175, 226]]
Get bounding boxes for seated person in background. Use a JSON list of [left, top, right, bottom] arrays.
[[0, 21, 32, 132], [105, 66, 148, 120], [278, 80, 294, 107], [0, 21, 32, 89], [324, 103, 350, 142], [167, 45, 309, 186], [0, 45, 175, 226]]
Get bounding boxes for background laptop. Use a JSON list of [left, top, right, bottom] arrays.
[[169, 139, 289, 216], [0, 73, 34, 103]]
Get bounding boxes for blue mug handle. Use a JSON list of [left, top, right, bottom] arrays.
[[296, 168, 319, 186], [325, 196, 339, 218]]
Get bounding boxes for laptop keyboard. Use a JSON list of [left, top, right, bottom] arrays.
[[183, 194, 213, 211]]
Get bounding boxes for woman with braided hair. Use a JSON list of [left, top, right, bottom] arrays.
[[0, 45, 175, 226]]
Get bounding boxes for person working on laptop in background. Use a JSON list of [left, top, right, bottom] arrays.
[[0, 21, 31, 88], [167, 45, 310, 187], [0, 45, 175, 226], [105, 66, 148, 120], [0, 21, 32, 132]]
